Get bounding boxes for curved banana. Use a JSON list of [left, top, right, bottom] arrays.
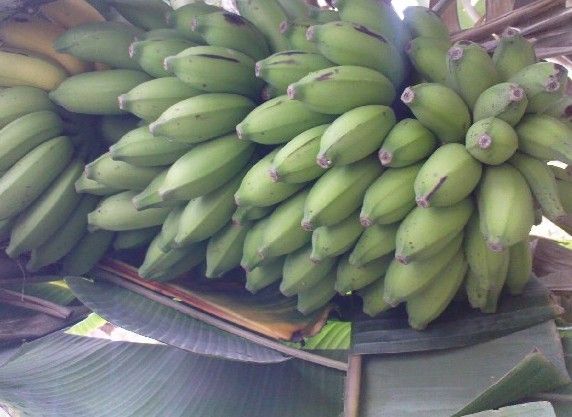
[[206, 221, 249, 279], [402, 6, 449, 41], [405, 36, 450, 85], [515, 114, 572, 165], [241, 217, 270, 271], [360, 276, 392, 317], [166, 1, 220, 43], [280, 244, 336, 297], [40, 0, 106, 28], [61, 230, 114, 275], [113, 227, 159, 251], [132, 170, 183, 211], [0, 86, 55, 129], [492, 27, 537, 81], [466, 117, 519, 165], [473, 82, 528, 126], [246, 256, 284, 294], [279, 21, 320, 54], [336, 253, 391, 294], [0, 49, 67, 91], [144, 243, 206, 282], [509, 62, 568, 113], [75, 171, 121, 196], [558, 180, 572, 213], [297, 272, 336, 314], [506, 240, 532, 295], [112, 1, 171, 31], [85, 152, 162, 191], [378, 118, 437, 168], [311, 211, 362, 262], [129, 38, 195, 78], [232, 205, 272, 226], [349, 223, 398, 267], [156, 205, 184, 251]]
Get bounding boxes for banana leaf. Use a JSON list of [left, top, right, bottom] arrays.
[[66, 313, 108, 337], [465, 402, 556, 416], [0, 331, 345, 417]]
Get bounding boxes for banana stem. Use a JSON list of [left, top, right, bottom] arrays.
[[432, 0, 457, 14], [0, 288, 72, 319]]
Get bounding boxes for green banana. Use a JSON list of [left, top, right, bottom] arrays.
[[279, 22, 320, 54], [401, 83, 471, 143], [141, 29, 189, 41], [269, 124, 329, 183], [6, 159, 83, 258], [173, 174, 243, 247], [0, 136, 72, 220], [131, 170, 183, 211], [288, 65, 395, 115], [113, 227, 159, 251], [206, 221, 249, 278], [405, 36, 450, 85], [88, 191, 172, 231], [306, 21, 407, 88], [349, 223, 398, 267], [360, 276, 392, 317], [158, 133, 254, 201], [53, 21, 144, 70], [545, 96, 572, 122], [98, 115, 141, 146], [465, 117, 519, 165], [492, 27, 537, 81], [164, 46, 263, 98], [232, 0, 290, 52], [509, 62, 568, 113], [515, 114, 572, 164], [307, 6, 340, 23], [506, 240, 532, 295], [241, 217, 271, 272], [156, 205, 184, 251], [245, 257, 284, 294], [49, 70, 152, 115], [303, 156, 382, 230], [255, 51, 332, 93], [402, 6, 449, 41], [27, 194, 99, 272], [0, 86, 55, 129], [275, 0, 308, 19], [360, 163, 422, 227], [447, 41, 500, 110], [311, 211, 362, 262], [118, 77, 203, 122], [235, 149, 305, 207], [297, 272, 337, 314], [0, 110, 63, 171], [406, 250, 467, 330], [317, 105, 395, 168], [414, 143, 482, 208], [280, 244, 336, 297], [232, 205, 273, 226], [508, 152, 566, 222], [236, 95, 334, 145], [258, 189, 312, 260], [166, 2, 219, 43], [75, 171, 121, 196], [383, 232, 463, 305], [336, 252, 391, 295], [378, 118, 437, 168], [473, 82, 528, 126], [145, 243, 206, 282], [111, 1, 171, 31], [85, 152, 162, 191], [139, 235, 205, 280], [61, 230, 114, 276], [558, 180, 572, 213], [478, 164, 535, 251], [149, 93, 255, 143], [191, 11, 270, 61], [129, 38, 195, 78]]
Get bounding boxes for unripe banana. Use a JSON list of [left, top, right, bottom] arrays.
[[0, 49, 67, 91], [164, 46, 262, 98], [515, 114, 572, 164], [280, 244, 337, 297], [49, 70, 152, 115], [27, 194, 99, 271], [61, 229, 114, 275], [159, 134, 254, 201], [306, 21, 407, 88], [6, 159, 83, 258], [113, 227, 159, 251], [118, 77, 202, 122], [145, 243, 206, 282], [0, 136, 73, 220], [378, 119, 437, 168], [0, 86, 55, 129], [155, 205, 184, 251], [258, 189, 312, 260], [85, 152, 162, 191], [317, 105, 395, 168], [335, 251, 391, 294], [414, 143, 482, 208], [255, 51, 333, 93], [191, 11, 270, 61], [206, 221, 249, 278], [478, 164, 535, 252], [360, 276, 392, 317], [235, 149, 305, 207], [545, 96, 572, 123], [132, 169, 183, 211], [269, 124, 329, 183], [236, 95, 334, 145], [297, 272, 336, 314], [360, 163, 421, 227], [245, 256, 284, 294], [401, 83, 471, 143], [88, 191, 171, 231], [142, 29, 188, 41], [558, 180, 572, 213], [241, 217, 271, 272], [0, 111, 63, 171], [406, 250, 467, 330], [402, 6, 449, 41], [232, 0, 290, 52], [39, 0, 106, 28], [465, 117, 519, 166], [75, 171, 121, 196], [174, 174, 243, 247], [508, 152, 566, 222], [279, 22, 320, 54], [405, 36, 450, 85], [492, 27, 537, 81], [288, 66, 396, 115], [111, 1, 171, 31], [129, 38, 195, 78], [54, 21, 144, 69], [473, 83, 528, 126], [139, 235, 205, 280], [303, 156, 382, 231], [383, 233, 463, 305], [506, 240, 532, 295], [232, 205, 273, 226], [98, 115, 140, 146], [150, 93, 255, 143], [274, 0, 308, 19], [167, 2, 220, 43], [509, 62, 568, 113], [311, 212, 362, 263], [349, 223, 397, 268]]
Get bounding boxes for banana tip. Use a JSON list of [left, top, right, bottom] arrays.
[[268, 167, 280, 182], [148, 122, 158, 135], [301, 219, 314, 231], [190, 17, 198, 32], [502, 27, 520, 38], [378, 149, 393, 166], [236, 125, 246, 140], [508, 84, 525, 102], [128, 43, 136, 58], [254, 62, 262, 78], [400, 87, 415, 104], [545, 76, 561, 93], [415, 196, 430, 208], [448, 45, 464, 61], [395, 254, 409, 265], [359, 216, 373, 228], [487, 241, 505, 252], [305, 26, 316, 41], [316, 154, 332, 169], [286, 84, 297, 100], [240, 263, 251, 273], [279, 20, 289, 34], [478, 133, 492, 149], [163, 57, 174, 72], [310, 255, 322, 264], [118, 94, 127, 110], [234, 194, 241, 206]]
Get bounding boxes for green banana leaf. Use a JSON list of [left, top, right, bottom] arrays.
[[0, 331, 345, 417], [5, 280, 76, 306], [464, 402, 556, 417], [66, 313, 108, 337]]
